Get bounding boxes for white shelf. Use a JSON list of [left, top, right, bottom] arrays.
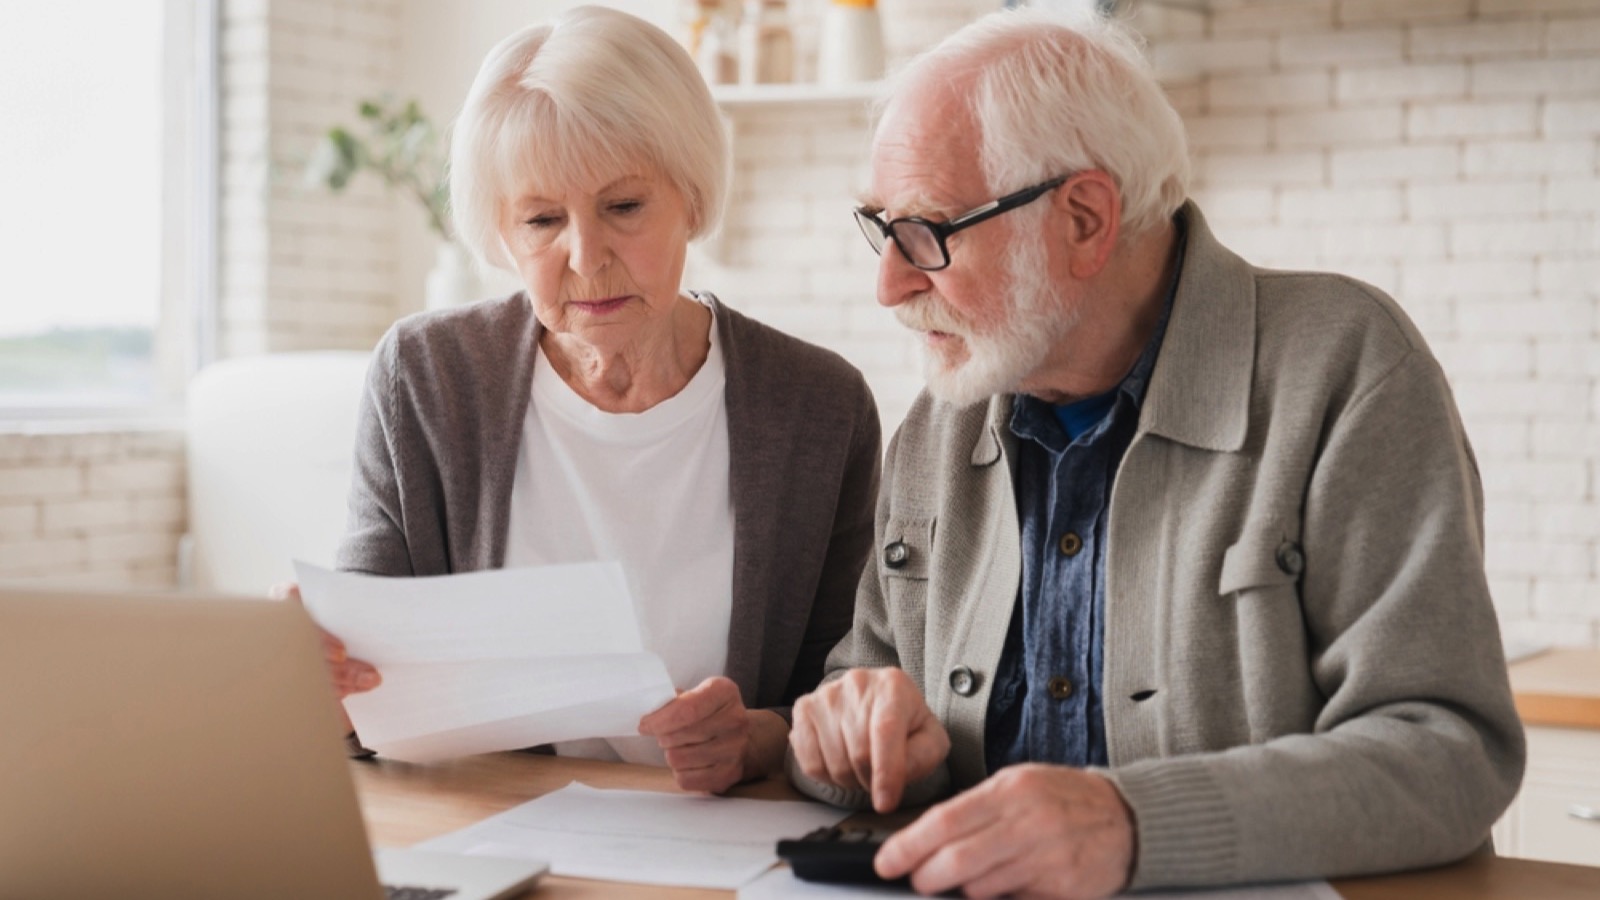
[[710, 81, 882, 109]]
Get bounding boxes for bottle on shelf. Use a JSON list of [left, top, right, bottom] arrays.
[[680, 0, 711, 58], [816, 0, 884, 86], [738, 0, 796, 85], [694, 0, 740, 86]]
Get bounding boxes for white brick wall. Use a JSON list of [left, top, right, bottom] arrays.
[[688, 100, 926, 431], [218, 0, 403, 356], [0, 429, 186, 588], [1150, 0, 1600, 647]]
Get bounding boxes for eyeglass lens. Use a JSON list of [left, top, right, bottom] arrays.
[[853, 210, 887, 255], [854, 210, 948, 270], [892, 222, 945, 269]]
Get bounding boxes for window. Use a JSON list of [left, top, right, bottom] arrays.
[[0, 0, 214, 416]]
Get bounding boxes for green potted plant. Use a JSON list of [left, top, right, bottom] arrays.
[[306, 96, 477, 311]]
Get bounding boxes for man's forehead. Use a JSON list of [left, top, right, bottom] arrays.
[[865, 95, 983, 213]]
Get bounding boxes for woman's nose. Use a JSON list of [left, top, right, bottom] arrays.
[[567, 218, 611, 279]]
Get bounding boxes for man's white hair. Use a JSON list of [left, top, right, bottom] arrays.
[[449, 5, 728, 271], [886, 7, 1189, 237]]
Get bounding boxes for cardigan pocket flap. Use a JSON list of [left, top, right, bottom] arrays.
[[1219, 530, 1301, 596], [880, 516, 934, 580]]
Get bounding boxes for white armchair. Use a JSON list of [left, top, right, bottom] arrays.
[[185, 352, 371, 594]]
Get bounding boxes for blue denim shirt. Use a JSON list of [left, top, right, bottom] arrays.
[[984, 229, 1184, 773]]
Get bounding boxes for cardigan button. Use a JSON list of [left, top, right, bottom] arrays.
[[949, 666, 978, 697], [884, 540, 910, 569], [1276, 541, 1305, 576], [1047, 676, 1074, 700]]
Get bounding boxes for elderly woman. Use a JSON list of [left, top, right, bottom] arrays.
[[312, 6, 879, 792]]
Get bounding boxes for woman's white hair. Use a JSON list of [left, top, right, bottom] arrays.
[[449, 5, 728, 271], [888, 7, 1189, 238]]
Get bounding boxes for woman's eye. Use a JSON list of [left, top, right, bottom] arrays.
[[608, 200, 642, 215], [525, 215, 562, 229]]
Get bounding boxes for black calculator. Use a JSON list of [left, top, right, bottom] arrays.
[[776, 824, 908, 886]]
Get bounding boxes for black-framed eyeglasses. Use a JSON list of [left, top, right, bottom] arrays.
[[853, 174, 1070, 272]]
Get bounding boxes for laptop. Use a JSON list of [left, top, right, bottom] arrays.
[[0, 586, 547, 900]]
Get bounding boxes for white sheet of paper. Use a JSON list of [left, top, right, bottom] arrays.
[[293, 561, 677, 762], [739, 866, 1344, 900], [418, 782, 850, 890], [738, 866, 908, 898]]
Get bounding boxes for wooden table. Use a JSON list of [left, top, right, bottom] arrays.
[[1511, 648, 1600, 730], [354, 752, 1600, 899]]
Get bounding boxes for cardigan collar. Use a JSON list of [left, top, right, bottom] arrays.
[[969, 200, 1255, 466], [1136, 202, 1255, 453]]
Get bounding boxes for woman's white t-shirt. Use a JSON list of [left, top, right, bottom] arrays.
[[502, 306, 734, 765]]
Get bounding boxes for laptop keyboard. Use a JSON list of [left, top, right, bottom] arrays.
[[383, 885, 457, 900]]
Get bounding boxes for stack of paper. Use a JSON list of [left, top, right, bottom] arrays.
[[420, 783, 849, 890], [294, 561, 677, 762]]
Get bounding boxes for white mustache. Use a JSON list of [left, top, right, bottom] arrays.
[[894, 294, 969, 336]]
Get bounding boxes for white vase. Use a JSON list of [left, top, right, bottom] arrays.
[[425, 243, 479, 311], [817, 1, 885, 86]]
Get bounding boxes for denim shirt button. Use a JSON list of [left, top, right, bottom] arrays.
[[1047, 676, 1074, 700]]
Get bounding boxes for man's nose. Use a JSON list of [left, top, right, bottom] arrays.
[[877, 239, 932, 309]]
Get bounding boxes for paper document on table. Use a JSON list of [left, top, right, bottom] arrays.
[[419, 782, 850, 889], [740, 866, 1343, 899], [293, 561, 676, 762]]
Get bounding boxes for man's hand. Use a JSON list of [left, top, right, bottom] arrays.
[[638, 676, 786, 794], [875, 764, 1136, 899], [789, 667, 950, 812]]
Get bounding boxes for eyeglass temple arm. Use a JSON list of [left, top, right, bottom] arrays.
[[943, 198, 1006, 232], [943, 176, 1070, 233]]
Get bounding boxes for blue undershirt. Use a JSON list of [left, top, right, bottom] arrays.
[[1052, 391, 1119, 441]]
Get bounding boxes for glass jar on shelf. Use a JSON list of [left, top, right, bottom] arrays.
[[816, 0, 884, 86], [694, 0, 740, 85], [738, 0, 796, 85]]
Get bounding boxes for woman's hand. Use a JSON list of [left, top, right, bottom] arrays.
[[638, 676, 789, 794], [270, 582, 382, 701]]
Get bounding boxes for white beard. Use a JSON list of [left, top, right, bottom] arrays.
[[897, 232, 1077, 407]]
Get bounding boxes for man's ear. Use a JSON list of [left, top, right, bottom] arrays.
[[1052, 170, 1121, 279]]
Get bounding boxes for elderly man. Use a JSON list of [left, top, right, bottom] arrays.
[[787, 8, 1525, 899]]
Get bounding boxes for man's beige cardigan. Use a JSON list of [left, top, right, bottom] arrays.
[[794, 204, 1526, 890]]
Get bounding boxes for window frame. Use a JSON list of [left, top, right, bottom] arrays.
[[0, 0, 218, 426]]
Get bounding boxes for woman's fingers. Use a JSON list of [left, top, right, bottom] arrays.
[[637, 678, 760, 792], [320, 630, 348, 663], [639, 677, 740, 738], [267, 580, 378, 703], [660, 727, 743, 772], [330, 659, 381, 698]]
